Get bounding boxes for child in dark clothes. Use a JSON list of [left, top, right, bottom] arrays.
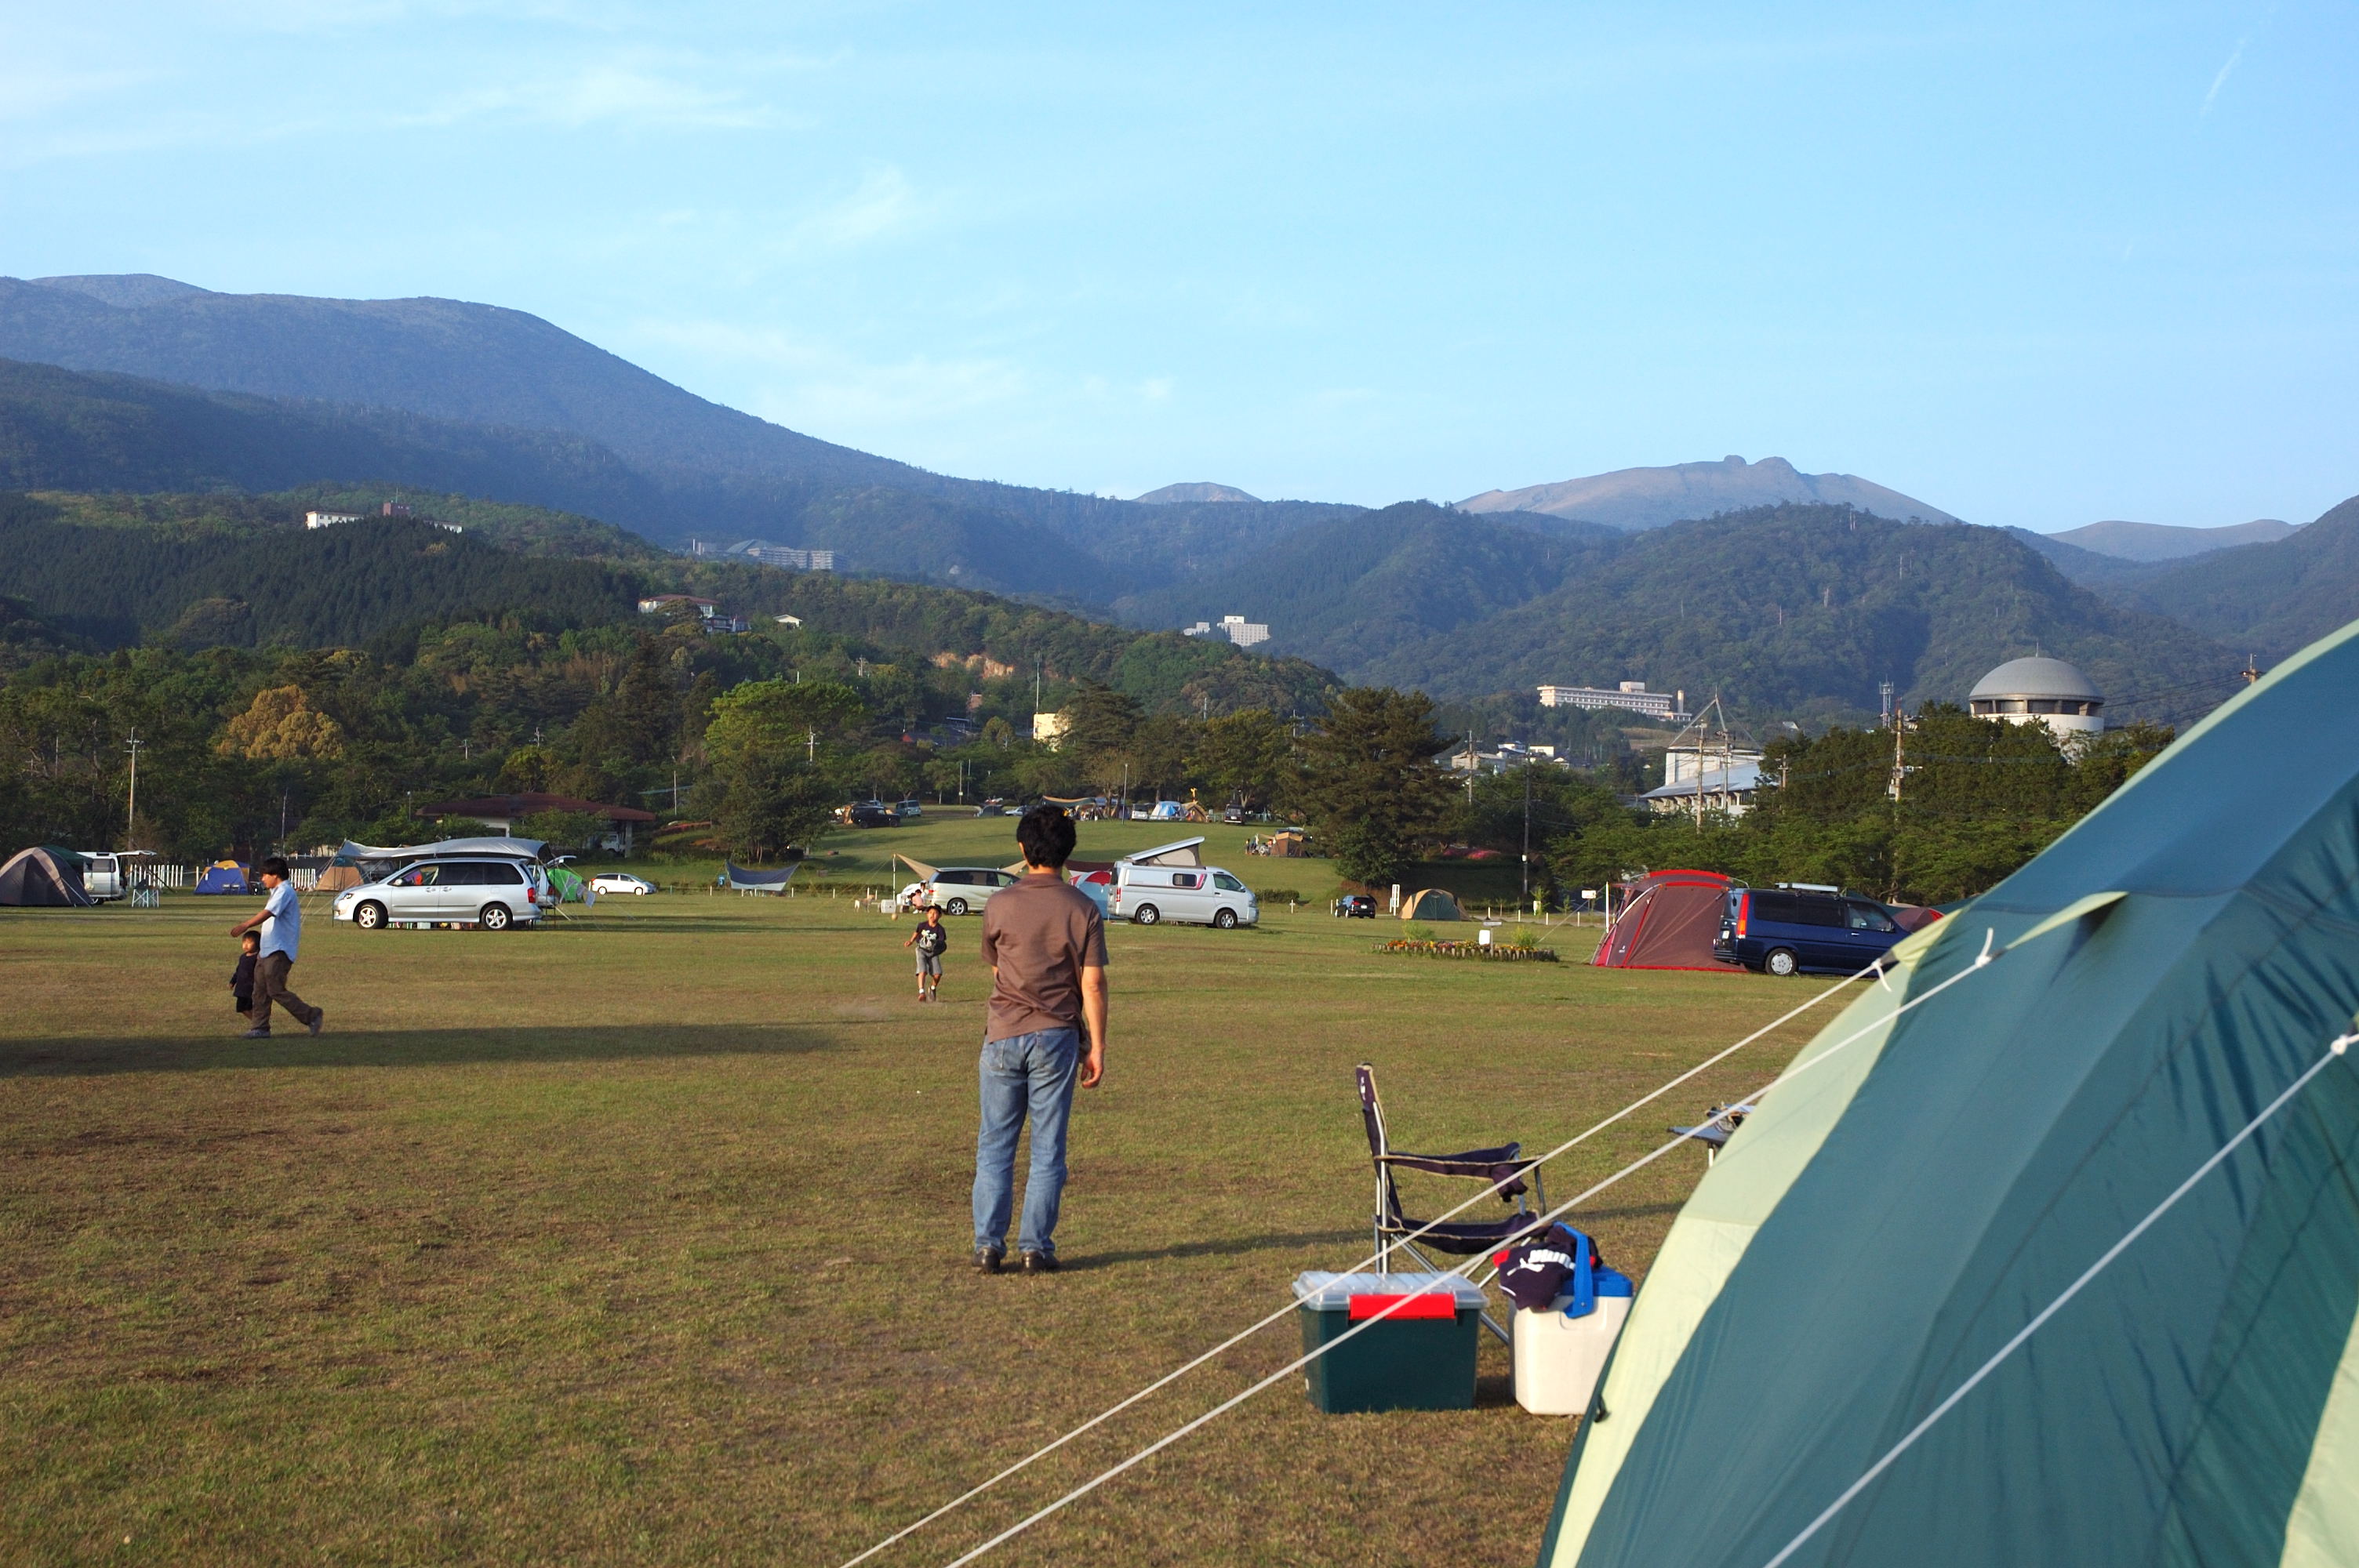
[[231, 930, 260, 1018]]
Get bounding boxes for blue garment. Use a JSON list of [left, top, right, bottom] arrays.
[[972, 1026, 1081, 1257], [260, 880, 300, 961]]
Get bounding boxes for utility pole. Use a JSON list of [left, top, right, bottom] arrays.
[[1465, 729, 1477, 808], [1888, 709, 1908, 803], [1879, 681, 1894, 728], [807, 727, 816, 764], [123, 730, 142, 848], [1520, 767, 1532, 906]]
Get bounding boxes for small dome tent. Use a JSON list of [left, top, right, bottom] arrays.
[[1540, 618, 2359, 1568], [193, 862, 249, 895], [1399, 887, 1463, 921], [0, 846, 94, 906], [1590, 869, 1738, 971]]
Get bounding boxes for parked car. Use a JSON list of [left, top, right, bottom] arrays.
[[1107, 862, 1259, 928], [892, 866, 1021, 916], [334, 855, 547, 931], [1223, 805, 1247, 826], [1332, 894, 1377, 919], [845, 801, 898, 828], [1714, 885, 1907, 976], [591, 872, 656, 895], [896, 797, 923, 819]]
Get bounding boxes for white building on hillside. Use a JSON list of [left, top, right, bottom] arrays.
[[1536, 681, 1688, 722], [1183, 615, 1271, 648], [1968, 657, 2106, 740]]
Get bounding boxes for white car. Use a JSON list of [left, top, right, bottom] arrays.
[[591, 873, 656, 895], [892, 867, 1021, 916]]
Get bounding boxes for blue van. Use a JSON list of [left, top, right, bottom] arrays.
[[1714, 886, 1909, 977]]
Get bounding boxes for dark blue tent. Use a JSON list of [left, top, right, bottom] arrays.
[[193, 863, 249, 895]]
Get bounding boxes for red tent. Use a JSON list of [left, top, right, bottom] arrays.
[[1591, 869, 1740, 971]]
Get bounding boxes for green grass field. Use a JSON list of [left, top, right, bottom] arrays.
[[1, 816, 1841, 1566]]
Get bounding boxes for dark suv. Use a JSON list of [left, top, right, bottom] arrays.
[[845, 800, 898, 828], [1715, 886, 1908, 976]]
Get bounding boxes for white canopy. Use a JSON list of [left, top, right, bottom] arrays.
[[338, 836, 547, 865], [1121, 836, 1205, 867]]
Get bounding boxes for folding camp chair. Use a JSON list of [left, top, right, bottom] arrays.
[[1357, 1063, 1550, 1345], [1669, 1103, 1754, 1164]]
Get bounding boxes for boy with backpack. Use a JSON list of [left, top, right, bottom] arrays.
[[904, 903, 949, 1002]]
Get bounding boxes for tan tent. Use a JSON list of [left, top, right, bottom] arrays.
[[892, 852, 940, 884], [1267, 831, 1308, 858], [316, 866, 362, 892], [1399, 887, 1464, 921]]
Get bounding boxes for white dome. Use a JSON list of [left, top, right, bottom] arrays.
[[1968, 656, 2103, 702]]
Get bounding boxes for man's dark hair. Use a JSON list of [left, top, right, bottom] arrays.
[[1016, 804, 1077, 869], [260, 855, 290, 879]]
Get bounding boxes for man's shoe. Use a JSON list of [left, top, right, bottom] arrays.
[[972, 1247, 1003, 1275], [307, 1011, 324, 1037], [1020, 1250, 1060, 1275], [240, 1029, 271, 1040]]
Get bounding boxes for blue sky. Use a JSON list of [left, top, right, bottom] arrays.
[[2, 2, 2352, 531]]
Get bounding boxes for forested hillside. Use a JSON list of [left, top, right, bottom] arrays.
[[1120, 502, 1619, 671], [1347, 506, 2241, 726], [2101, 493, 2359, 659], [0, 490, 1336, 711]]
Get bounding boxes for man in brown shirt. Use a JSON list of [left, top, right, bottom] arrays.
[[971, 805, 1109, 1275]]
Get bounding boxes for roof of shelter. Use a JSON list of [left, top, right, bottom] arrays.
[[420, 793, 657, 824], [1968, 655, 2103, 702], [1641, 762, 1764, 800]]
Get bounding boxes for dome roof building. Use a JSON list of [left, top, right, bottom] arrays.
[[1968, 655, 2105, 738]]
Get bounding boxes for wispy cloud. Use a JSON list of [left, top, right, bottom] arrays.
[[792, 166, 922, 250], [402, 57, 789, 130], [629, 319, 1032, 428], [2200, 37, 2246, 116]]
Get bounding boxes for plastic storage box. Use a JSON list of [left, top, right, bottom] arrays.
[[1292, 1272, 1488, 1414], [1510, 1274, 1634, 1416]]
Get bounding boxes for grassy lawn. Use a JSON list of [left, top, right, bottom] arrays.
[[1, 818, 1839, 1566]]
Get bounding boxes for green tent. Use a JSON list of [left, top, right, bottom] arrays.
[[1543, 620, 2359, 1568], [1400, 888, 1463, 921]]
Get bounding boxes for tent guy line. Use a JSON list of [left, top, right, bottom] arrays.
[[838, 953, 1891, 1568], [914, 924, 2025, 1568], [1754, 1027, 2358, 1568]]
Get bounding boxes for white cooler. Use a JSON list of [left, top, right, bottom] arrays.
[[1512, 1287, 1632, 1416]]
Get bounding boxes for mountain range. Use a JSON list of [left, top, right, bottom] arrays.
[[2046, 517, 2299, 561], [1458, 455, 1961, 532], [2, 271, 2350, 728]]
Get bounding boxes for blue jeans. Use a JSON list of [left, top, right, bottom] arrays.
[[972, 1028, 1081, 1258]]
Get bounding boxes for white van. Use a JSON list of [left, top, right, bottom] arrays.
[[1107, 862, 1259, 928], [78, 851, 128, 902]]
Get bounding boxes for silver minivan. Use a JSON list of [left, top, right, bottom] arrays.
[[1107, 863, 1259, 928], [334, 856, 547, 931]]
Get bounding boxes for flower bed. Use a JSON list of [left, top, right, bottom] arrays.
[[1376, 939, 1559, 962]]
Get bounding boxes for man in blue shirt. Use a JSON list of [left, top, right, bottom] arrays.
[[230, 856, 324, 1040]]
